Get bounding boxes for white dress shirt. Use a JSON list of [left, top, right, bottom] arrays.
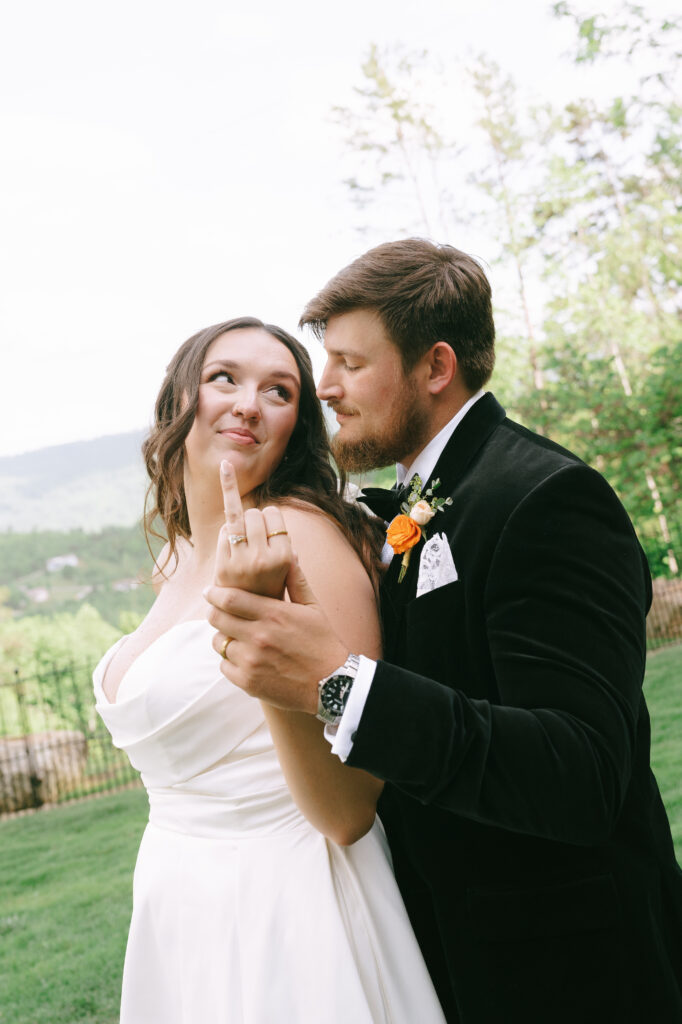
[[326, 390, 485, 761]]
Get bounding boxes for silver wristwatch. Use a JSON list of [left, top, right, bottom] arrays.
[[316, 654, 360, 726]]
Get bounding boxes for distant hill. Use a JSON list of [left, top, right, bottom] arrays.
[[0, 425, 397, 534], [0, 431, 148, 532]]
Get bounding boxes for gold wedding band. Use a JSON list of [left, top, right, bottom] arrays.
[[220, 636, 235, 660], [266, 530, 289, 539], [228, 534, 248, 545]]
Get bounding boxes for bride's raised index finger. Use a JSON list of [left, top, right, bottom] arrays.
[[220, 461, 246, 537]]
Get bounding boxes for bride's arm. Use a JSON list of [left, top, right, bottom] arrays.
[[259, 505, 384, 846]]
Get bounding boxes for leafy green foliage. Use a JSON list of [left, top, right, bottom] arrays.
[[0, 525, 152, 586], [526, 5, 682, 576], [0, 605, 122, 685], [0, 524, 159, 626]]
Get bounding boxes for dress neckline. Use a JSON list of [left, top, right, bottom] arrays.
[[97, 619, 212, 706]]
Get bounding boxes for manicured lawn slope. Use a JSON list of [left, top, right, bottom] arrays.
[[646, 644, 682, 852], [0, 788, 148, 1024]]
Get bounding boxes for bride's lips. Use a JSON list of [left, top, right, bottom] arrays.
[[220, 429, 259, 445]]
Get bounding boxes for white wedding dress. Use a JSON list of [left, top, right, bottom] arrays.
[[94, 619, 445, 1024]]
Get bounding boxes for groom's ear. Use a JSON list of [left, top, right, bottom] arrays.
[[424, 341, 457, 395]]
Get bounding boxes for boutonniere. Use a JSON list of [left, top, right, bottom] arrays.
[[386, 475, 453, 582]]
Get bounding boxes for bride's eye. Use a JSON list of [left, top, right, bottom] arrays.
[[208, 370, 235, 384], [267, 384, 291, 401]]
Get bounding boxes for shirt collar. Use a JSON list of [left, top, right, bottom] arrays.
[[396, 390, 486, 487]]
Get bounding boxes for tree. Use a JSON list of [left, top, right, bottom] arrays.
[[333, 5, 682, 575], [534, 3, 682, 573], [467, 57, 553, 428], [332, 44, 462, 239]]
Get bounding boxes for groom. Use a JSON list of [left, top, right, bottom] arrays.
[[206, 239, 682, 1022]]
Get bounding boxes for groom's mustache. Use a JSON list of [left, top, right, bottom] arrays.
[[327, 402, 356, 417]]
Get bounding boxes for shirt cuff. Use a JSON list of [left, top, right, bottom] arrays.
[[323, 655, 377, 762]]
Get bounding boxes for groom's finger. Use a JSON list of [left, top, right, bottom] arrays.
[[212, 631, 241, 661], [220, 461, 246, 538], [209, 632, 250, 692], [206, 603, 251, 647], [204, 585, 278, 624]]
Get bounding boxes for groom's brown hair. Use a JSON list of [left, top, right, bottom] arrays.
[[300, 238, 495, 392]]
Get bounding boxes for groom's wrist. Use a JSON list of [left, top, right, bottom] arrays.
[[325, 656, 377, 761], [316, 654, 360, 725]]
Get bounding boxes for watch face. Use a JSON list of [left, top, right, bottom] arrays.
[[321, 673, 353, 716]]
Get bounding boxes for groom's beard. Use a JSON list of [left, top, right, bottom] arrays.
[[330, 387, 431, 473]]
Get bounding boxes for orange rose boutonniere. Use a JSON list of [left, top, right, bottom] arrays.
[[387, 475, 453, 582], [386, 515, 422, 554]]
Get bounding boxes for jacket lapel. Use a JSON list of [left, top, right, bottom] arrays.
[[429, 392, 506, 494], [379, 394, 506, 640]]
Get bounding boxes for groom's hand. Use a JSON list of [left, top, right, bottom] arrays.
[[204, 556, 348, 714]]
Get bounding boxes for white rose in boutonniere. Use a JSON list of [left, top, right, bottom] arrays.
[[386, 475, 453, 582], [409, 500, 436, 526]]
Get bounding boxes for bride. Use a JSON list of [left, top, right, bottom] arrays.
[[93, 317, 446, 1023]]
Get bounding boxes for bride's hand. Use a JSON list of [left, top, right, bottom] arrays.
[[214, 460, 292, 599]]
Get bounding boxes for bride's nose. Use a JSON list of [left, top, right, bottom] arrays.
[[232, 387, 261, 420]]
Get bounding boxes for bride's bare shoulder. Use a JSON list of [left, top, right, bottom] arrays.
[[277, 502, 347, 546], [277, 502, 371, 582], [276, 503, 380, 651]]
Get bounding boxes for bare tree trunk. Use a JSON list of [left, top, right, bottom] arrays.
[[645, 470, 680, 574], [608, 336, 679, 574]]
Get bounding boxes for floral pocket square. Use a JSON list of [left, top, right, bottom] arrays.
[[416, 532, 458, 597]]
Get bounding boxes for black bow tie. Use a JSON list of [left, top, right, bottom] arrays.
[[357, 484, 409, 522]]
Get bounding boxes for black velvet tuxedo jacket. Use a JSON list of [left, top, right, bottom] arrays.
[[349, 393, 682, 1023]]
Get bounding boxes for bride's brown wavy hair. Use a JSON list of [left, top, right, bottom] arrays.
[[143, 317, 384, 591]]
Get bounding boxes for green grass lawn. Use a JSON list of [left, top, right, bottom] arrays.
[[0, 788, 149, 1024], [0, 646, 680, 1024], [645, 644, 682, 853]]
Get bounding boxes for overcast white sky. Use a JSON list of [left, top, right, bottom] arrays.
[[0, 0, 674, 457]]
